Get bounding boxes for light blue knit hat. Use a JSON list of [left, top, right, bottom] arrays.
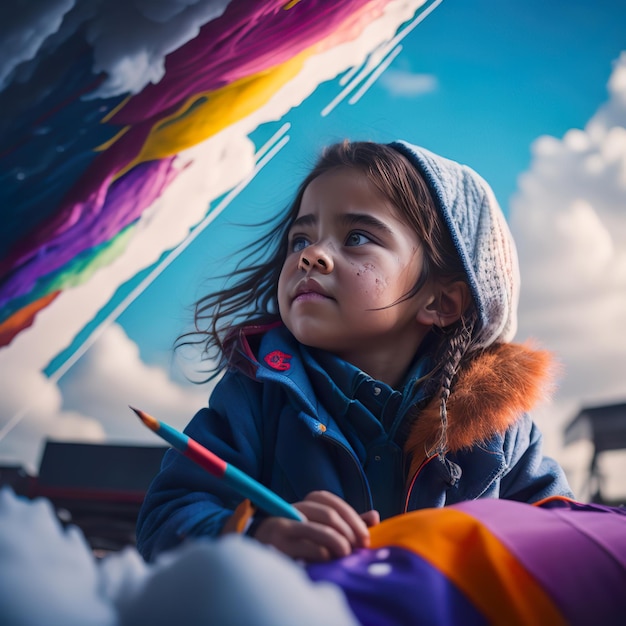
[[390, 140, 520, 347]]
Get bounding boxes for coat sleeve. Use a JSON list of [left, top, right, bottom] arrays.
[[135, 370, 267, 561], [498, 412, 574, 502]]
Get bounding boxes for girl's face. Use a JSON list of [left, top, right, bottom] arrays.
[[277, 167, 437, 380]]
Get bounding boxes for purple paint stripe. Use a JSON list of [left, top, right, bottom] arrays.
[[0, 157, 177, 307], [455, 499, 626, 625]]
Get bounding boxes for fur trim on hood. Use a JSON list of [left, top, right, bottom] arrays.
[[404, 341, 557, 478]]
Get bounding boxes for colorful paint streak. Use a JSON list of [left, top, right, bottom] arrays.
[[0, 0, 426, 346]]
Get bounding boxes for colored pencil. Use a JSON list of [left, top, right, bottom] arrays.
[[130, 406, 304, 521]]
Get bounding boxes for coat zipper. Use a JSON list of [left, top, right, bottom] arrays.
[[403, 455, 437, 512], [321, 433, 373, 512]]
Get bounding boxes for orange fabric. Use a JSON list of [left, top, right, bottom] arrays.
[[369, 508, 566, 626]]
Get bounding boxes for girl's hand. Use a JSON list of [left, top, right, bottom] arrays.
[[251, 490, 380, 562]]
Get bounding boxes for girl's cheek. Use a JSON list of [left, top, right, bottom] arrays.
[[354, 264, 386, 297], [374, 277, 388, 297], [353, 262, 377, 277], [276, 272, 289, 306]]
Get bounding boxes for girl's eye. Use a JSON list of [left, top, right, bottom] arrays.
[[346, 232, 371, 247], [291, 236, 310, 253]]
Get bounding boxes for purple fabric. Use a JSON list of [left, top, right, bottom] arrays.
[[455, 499, 626, 625], [307, 546, 487, 626]]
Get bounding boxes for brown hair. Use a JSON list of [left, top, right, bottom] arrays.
[[177, 140, 478, 398]]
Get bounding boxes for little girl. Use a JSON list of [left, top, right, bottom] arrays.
[[136, 140, 573, 562]]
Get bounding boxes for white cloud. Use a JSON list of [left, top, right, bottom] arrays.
[[0, 323, 213, 472], [379, 69, 438, 97], [510, 51, 626, 500], [587, 52, 626, 138], [58, 322, 213, 441], [0, 364, 106, 474], [0, 488, 358, 625]]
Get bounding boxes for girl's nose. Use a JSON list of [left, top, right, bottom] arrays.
[[297, 246, 334, 274]]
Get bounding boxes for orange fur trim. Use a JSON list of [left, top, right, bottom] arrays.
[[404, 342, 558, 478]]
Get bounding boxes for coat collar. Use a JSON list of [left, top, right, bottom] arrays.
[[404, 341, 556, 477], [233, 324, 556, 477]]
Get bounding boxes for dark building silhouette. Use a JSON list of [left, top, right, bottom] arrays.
[[565, 401, 626, 506], [1, 440, 166, 553]]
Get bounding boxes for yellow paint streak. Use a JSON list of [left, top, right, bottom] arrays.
[[112, 48, 311, 181]]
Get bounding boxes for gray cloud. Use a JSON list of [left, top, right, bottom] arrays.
[[0, 0, 230, 96]]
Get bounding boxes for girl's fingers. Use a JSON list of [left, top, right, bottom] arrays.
[[288, 517, 353, 559], [294, 501, 358, 548], [253, 516, 350, 561], [296, 491, 371, 548], [252, 491, 377, 561], [360, 509, 381, 528]]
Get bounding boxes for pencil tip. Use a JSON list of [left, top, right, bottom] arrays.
[[129, 406, 159, 430]]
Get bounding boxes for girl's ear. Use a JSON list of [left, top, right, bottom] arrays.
[[416, 281, 470, 328]]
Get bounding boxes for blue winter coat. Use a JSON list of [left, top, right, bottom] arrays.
[[136, 324, 572, 561]]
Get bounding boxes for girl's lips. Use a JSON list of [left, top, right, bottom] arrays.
[[293, 280, 333, 302], [293, 291, 331, 303]]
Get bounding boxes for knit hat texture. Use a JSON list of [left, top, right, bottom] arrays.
[[390, 140, 520, 347]]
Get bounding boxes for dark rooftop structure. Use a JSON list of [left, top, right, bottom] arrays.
[[565, 401, 626, 506], [1, 440, 166, 553]]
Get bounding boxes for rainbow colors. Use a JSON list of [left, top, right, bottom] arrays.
[[0, 0, 428, 349]]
